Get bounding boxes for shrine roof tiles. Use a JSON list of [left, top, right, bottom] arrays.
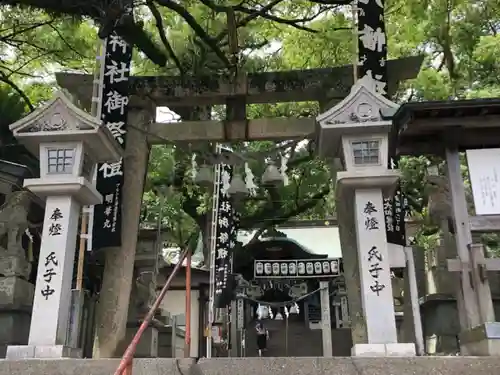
[[393, 97, 500, 124], [390, 98, 500, 157]]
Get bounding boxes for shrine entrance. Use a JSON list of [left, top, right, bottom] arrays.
[[232, 235, 347, 357]]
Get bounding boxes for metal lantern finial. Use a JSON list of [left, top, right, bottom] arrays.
[[261, 162, 283, 185]]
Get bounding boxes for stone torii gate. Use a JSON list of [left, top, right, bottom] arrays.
[[56, 55, 422, 143], [55, 55, 423, 357]]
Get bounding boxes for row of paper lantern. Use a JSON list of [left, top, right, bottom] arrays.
[[255, 260, 339, 276]]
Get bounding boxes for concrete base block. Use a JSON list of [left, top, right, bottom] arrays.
[[460, 322, 500, 356], [385, 343, 416, 356], [6, 345, 82, 359], [352, 344, 386, 357], [352, 343, 416, 357]]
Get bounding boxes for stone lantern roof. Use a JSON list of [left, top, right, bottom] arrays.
[[316, 78, 400, 162], [9, 91, 122, 164]]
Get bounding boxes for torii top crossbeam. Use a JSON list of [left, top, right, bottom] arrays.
[[56, 56, 423, 109]]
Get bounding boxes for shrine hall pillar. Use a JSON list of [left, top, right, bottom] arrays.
[[319, 281, 333, 357]]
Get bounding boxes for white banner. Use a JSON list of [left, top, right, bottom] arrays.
[[466, 149, 500, 215]]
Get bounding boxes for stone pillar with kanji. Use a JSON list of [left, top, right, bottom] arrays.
[[5, 92, 122, 359], [317, 79, 416, 357]]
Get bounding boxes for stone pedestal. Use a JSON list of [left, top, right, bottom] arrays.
[[459, 322, 500, 356], [338, 171, 416, 357], [354, 188, 397, 344], [0, 276, 34, 357], [29, 196, 80, 346], [6, 196, 83, 359]]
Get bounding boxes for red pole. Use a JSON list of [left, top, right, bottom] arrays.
[[114, 248, 189, 375], [185, 250, 192, 357]]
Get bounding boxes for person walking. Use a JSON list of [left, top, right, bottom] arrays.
[[255, 321, 269, 357]]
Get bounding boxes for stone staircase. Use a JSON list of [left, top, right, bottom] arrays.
[[245, 316, 322, 357]]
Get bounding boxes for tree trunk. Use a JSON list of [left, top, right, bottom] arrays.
[[93, 108, 152, 358]]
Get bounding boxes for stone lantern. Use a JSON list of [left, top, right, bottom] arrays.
[[6, 92, 122, 359], [316, 79, 415, 357], [316, 78, 399, 196]]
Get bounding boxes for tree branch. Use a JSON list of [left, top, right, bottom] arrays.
[[47, 23, 88, 59], [0, 71, 34, 111], [155, 0, 231, 68], [235, 8, 318, 33], [0, 19, 54, 42], [240, 185, 330, 230], [0, 63, 41, 79], [146, 0, 185, 75], [0, 0, 168, 66]]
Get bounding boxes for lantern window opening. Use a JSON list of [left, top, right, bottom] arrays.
[[47, 148, 75, 174], [351, 139, 381, 166]]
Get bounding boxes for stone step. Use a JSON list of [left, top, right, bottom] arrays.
[[1, 357, 500, 375]]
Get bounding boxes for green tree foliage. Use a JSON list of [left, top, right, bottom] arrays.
[[0, 7, 97, 108], [1, 0, 499, 252], [1, 0, 500, 358]]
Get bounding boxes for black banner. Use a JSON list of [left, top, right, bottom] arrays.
[[92, 32, 133, 249], [357, 0, 387, 95], [358, 0, 406, 246], [213, 162, 236, 308], [384, 158, 406, 246]]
